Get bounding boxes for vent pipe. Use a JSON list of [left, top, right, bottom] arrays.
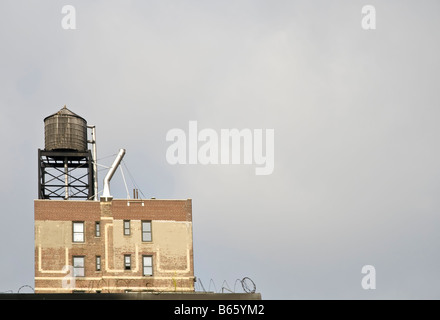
[[101, 148, 126, 201]]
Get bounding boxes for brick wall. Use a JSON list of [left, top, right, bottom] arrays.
[[34, 199, 192, 221], [35, 198, 194, 293]]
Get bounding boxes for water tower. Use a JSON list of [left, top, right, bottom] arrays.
[[38, 106, 97, 200]]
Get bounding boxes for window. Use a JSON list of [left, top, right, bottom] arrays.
[[123, 220, 130, 235], [96, 256, 101, 271], [142, 221, 152, 242], [73, 222, 84, 242], [143, 255, 153, 276], [124, 255, 131, 270], [95, 221, 100, 237], [73, 256, 85, 277]]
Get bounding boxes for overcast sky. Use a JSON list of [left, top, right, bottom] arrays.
[[1, 0, 440, 299]]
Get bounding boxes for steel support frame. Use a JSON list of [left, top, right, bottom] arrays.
[[38, 149, 95, 200]]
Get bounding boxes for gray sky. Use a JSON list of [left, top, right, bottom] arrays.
[[1, 0, 440, 298]]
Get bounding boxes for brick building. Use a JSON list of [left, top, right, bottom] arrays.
[[35, 106, 195, 294], [34, 198, 195, 293]]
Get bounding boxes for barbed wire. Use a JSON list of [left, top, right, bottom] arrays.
[[0, 285, 35, 294], [18, 285, 35, 293], [1, 278, 256, 295], [195, 277, 256, 294]]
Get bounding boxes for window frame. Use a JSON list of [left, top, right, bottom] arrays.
[[73, 256, 85, 277], [141, 220, 152, 242], [72, 221, 85, 243], [95, 221, 100, 237], [123, 220, 131, 236], [124, 254, 131, 270], [142, 255, 153, 276], [96, 255, 101, 271]]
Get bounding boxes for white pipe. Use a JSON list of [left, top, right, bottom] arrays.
[[64, 157, 69, 200], [101, 148, 126, 200], [87, 125, 98, 201]]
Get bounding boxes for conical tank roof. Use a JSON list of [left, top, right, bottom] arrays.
[[44, 105, 86, 122]]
